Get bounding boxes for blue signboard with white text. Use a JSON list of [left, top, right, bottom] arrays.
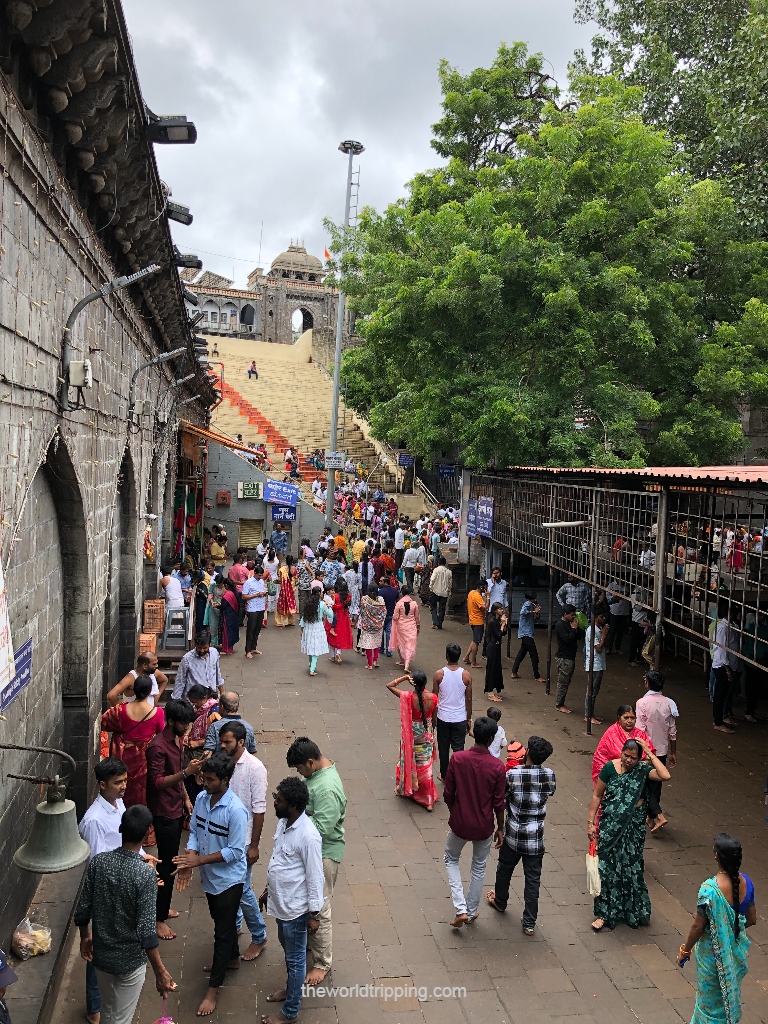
[[263, 479, 300, 507], [476, 495, 494, 538], [466, 499, 477, 538], [1, 638, 32, 711], [397, 452, 415, 467], [438, 464, 456, 478], [271, 506, 297, 522]]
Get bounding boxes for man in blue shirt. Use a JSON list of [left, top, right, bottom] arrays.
[[511, 591, 545, 683], [379, 574, 399, 657], [173, 753, 248, 1018]]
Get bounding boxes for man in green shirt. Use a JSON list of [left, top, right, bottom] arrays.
[[286, 736, 346, 985]]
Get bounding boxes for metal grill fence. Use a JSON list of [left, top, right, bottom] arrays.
[[469, 472, 768, 674]]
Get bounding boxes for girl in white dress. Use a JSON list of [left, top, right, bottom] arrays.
[[300, 589, 333, 675]]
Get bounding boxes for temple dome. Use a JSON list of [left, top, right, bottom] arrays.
[[269, 243, 323, 277]]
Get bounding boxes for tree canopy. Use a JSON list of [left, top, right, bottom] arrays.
[[574, 0, 768, 234], [335, 44, 768, 470]]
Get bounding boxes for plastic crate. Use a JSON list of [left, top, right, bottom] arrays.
[[143, 599, 165, 634], [139, 633, 157, 654]]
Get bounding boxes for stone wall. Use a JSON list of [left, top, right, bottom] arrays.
[[0, 76, 202, 943]]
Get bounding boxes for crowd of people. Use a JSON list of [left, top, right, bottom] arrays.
[[20, 536, 756, 1024]]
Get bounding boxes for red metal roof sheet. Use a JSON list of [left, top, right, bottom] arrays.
[[505, 465, 768, 484]]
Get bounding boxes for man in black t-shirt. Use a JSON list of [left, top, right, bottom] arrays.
[[554, 605, 585, 714]]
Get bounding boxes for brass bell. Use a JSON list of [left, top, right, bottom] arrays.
[[14, 782, 90, 873], [3, 743, 91, 872]]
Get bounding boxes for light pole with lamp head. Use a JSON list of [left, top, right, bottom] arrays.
[[326, 139, 364, 530]]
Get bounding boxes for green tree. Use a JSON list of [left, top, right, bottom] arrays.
[[574, 0, 768, 233], [335, 48, 768, 469]]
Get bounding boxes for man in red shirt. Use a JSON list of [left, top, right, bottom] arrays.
[[228, 554, 250, 625], [442, 717, 506, 928]]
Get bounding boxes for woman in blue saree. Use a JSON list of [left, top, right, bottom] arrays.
[[676, 833, 755, 1024], [587, 737, 670, 930]]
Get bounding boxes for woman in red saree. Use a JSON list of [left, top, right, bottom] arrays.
[[591, 704, 654, 785], [727, 536, 745, 571], [326, 577, 354, 663], [275, 555, 298, 626], [100, 674, 165, 807], [387, 670, 439, 811]]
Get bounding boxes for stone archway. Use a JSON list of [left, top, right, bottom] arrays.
[[240, 303, 255, 327], [292, 307, 314, 336]]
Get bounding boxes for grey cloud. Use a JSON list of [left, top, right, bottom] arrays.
[[127, 0, 592, 283]]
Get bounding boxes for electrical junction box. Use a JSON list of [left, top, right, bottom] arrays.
[[216, 491, 231, 506], [69, 359, 92, 387]]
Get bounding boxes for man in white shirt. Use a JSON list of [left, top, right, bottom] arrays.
[[78, 758, 131, 1024], [219, 722, 269, 963], [583, 612, 609, 725], [242, 563, 267, 658], [311, 476, 323, 497], [711, 605, 738, 733], [401, 541, 426, 590], [394, 524, 406, 568], [635, 670, 677, 832], [429, 556, 453, 629], [256, 540, 268, 559], [259, 778, 324, 1024], [106, 651, 168, 707], [639, 543, 656, 571]]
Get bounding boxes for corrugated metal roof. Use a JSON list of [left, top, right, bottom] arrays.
[[505, 465, 768, 485]]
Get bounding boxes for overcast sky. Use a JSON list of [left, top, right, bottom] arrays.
[[127, 0, 593, 287]]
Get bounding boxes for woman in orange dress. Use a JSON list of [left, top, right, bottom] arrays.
[[100, 674, 165, 807], [275, 555, 298, 626], [387, 671, 439, 811]]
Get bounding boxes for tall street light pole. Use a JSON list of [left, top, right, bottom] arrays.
[[327, 139, 364, 530]]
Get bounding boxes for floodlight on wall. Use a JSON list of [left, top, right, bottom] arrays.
[[174, 246, 203, 270], [188, 310, 205, 329], [60, 263, 161, 411], [145, 109, 197, 145], [128, 346, 187, 427], [0, 743, 90, 873], [182, 286, 199, 306], [167, 201, 193, 225]]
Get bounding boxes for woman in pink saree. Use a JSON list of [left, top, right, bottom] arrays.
[[387, 671, 439, 811], [391, 586, 421, 672], [591, 704, 655, 784]]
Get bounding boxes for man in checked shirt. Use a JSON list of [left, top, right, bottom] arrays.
[[485, 736, 556, 935]]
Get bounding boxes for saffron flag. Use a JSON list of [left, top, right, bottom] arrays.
[[324, 247, 331, 260]]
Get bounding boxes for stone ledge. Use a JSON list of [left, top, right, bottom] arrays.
[[6, 864, 86, 1024]]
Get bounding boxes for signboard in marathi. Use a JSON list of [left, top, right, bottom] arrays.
[[263, 479, 300, 507], [466, 499, 477, 538], [1, 638, 31, 712], [398, 452, 415, 467], [271, 506, 297, 522], [324, 452, 346, 470], [238, 481, 261, 499], [438, 464, 456, 478], [476, 495, 494, 538]]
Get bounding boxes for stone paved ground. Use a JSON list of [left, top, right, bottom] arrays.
[[57, 612, 767, 1024]]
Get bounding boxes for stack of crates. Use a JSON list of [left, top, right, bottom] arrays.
[[140, 599, 165, 652]]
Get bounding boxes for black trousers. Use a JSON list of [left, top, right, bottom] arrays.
[[205, 883, 243, 988], [430, 594, 447, 628], [238, 594, 246, 626], [493, 844, 543, 929], [607, 614, 629, 653], [628, 621, 645, 662], [646, 753, 667, 818], [245, 611, 263, 653], [745, 663, 765, 715], [512, 636, 540, 677], [153, 815, 183, 922], [712, 666, 730, 726], [436, 718, 466, 779]]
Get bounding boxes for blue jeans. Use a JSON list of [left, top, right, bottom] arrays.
[[380, 616, 393, 654], [236, 865, 267, 943], [277, 913, 309, 1020], [85, 961, 101, 1015]]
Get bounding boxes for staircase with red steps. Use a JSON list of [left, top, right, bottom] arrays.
[[214, 378, 327, 485]]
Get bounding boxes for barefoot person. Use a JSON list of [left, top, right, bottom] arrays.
[[259, 777, 324, 1024], [173, 753, 248, 1018], [433, 643, 473, 781], [463, 580, 488, 667], [443, 717, 506, 928], [635, 670, 678, 833], [219, 722, 269, 963], [554, 605, 585, 714], [286, 738, 347, 985]]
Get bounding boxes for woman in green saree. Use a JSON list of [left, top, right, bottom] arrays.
[[676, 833, 755, 1024], [587, 737, 670, 930]]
